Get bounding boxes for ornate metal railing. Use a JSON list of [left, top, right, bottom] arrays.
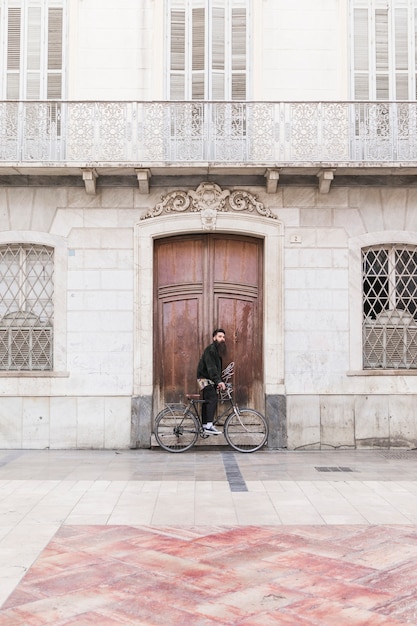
[[0, 100, 417, 165]]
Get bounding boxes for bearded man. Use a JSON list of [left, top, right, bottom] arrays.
[[196, 328, 227, 435]]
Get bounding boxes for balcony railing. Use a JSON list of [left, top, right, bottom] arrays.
[[1, 100, 417, 166]]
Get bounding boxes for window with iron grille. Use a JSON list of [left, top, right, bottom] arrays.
[[0, 244, 54, 371], [363, 245, 417, 369]]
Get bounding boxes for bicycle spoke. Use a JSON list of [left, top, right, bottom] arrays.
[[224, 409, 268, 453], [154, 407, 198, 452]]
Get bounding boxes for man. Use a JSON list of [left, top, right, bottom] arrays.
[[197, 328, 227, 435]]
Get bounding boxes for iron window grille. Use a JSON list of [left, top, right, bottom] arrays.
[[362, 245, 417, 369], [0, 244, 54, 371]]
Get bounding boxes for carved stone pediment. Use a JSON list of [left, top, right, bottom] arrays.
[[141, 182, 276, 230]]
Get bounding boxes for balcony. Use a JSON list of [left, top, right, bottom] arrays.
[[1, 100, 417, 190]]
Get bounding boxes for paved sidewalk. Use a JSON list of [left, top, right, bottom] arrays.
[[1, 448, 417, 624]]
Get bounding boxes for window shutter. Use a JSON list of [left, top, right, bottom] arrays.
[[192, 7, 205, 99], [375, 8, 389, 99], [211, 6, 225, 99], [415, 7, 417, 98], [170, 8, 186, 99], [47, 7, 63, 99], [7, 7, 21, 99], [168, 0, 248, 101], [231, 7, 246, 100], [3, 2, 64, 100], [26, 7, 41, 100], [353, 1, 417, 101], [353, 8, 369, 100], [395, 9, 408, 71]]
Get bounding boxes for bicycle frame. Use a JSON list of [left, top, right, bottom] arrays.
[[186, 385, 238, 433]]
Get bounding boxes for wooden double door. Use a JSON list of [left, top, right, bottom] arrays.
[[154, 234, 264, 411]]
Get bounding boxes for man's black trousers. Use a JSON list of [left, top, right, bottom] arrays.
[[202, 384, 217, 424]]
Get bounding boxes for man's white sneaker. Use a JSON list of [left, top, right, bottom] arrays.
[[203, 425, 221, 435]]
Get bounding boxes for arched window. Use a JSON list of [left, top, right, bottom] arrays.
[[362, 244, 417, 369], [0, 243, 54, 370]]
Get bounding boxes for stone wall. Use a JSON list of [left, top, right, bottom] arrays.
[[1, 182, 417, 449], [287, 394, 417, 450]]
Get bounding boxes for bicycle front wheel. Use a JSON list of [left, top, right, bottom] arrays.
[[154, 406, 199, 452], [224, 408, 268, 453]]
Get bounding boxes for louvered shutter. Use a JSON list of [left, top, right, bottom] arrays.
[[170, 7, 186, 99], [168, 0, 248, 101], [211, 5, 225, 99], [353, 8, 369, 100], [352, 1, 417, 101], [375, 8, 389, 99], [47, 7, 63, 99], [393, 7, 408, 99], [192, 6, 205, 99], [26, 7, 41, 99], [3, 1, 64, 100], [6, 7, 21, 99], [415, 7, 417, 98], [231, 7, 246, 100]]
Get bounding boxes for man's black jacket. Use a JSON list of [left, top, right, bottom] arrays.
[[197, 342, 222, 385]]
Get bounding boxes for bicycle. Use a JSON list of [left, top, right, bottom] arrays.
[[153, 383, 268, 453]]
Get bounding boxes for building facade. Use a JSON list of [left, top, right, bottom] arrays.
[[1, 0, 417, 450]]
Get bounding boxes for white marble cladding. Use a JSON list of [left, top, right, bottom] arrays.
[[1, 183, 417, 448], [286, 394, 417, 450], [0, 396, 131, 449]]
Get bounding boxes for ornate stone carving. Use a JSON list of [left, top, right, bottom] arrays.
[[188, 183, 230, 213], [141, 182, 276, 228], [200, 207, 218, 231]]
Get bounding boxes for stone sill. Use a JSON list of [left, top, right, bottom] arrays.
[[0, 371, 70, 378], [347, 370, 417, 376]]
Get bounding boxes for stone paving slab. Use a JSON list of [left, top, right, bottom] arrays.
[[1, 525, 417, 625], [1, 449, 417, 622]]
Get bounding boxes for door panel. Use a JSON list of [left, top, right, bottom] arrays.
[[157, 237, 204, 287], [159, 297, 202, 404], [214, 237, 260, 285], [215, 294, 261, 407], [154, 234, 263, 411]]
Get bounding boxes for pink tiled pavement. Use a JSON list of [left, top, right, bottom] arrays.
[[2, 525, 417, 625]]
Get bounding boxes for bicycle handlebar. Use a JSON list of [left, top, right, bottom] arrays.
[[218, 382, 233, 401]]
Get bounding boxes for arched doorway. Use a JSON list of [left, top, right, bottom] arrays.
[[154, 233, 263, 411], [133, 183, 285, 449]]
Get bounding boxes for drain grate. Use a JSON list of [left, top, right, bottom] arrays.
[[315, 466, 354, 472], [377, 450, 416, 460]]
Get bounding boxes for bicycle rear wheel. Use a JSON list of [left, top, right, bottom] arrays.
[[154, 406, 199, 452], [224, 408, 268, 453]]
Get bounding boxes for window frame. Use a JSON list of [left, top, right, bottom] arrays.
[[362, 243, 417, 369], [349, 231, 417, 374], [0, 0, 66, 100], [0, 230, 67, 377], [0, 242, 54, 371], [349, 0, 417, 101], [166, 0, 250, 101]]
